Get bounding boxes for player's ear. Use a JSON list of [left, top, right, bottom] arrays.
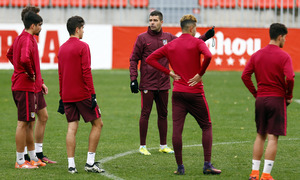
[[277, 34, 283, 42], [30, 23, 35, 30], [189, 25, 193, 33]]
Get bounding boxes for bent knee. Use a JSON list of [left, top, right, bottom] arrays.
[[99, 120, 104, 128], [37, 111, 48, 122], [93, 118, 103, 128]]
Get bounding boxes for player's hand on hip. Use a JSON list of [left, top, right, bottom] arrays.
[[169, 71, 181, 81], [27, 73, 35, 82], [188, 74, 202, 86], [91, 94, 97, 109], [130, 79, 139, 93], [57, 99, 65, 114]]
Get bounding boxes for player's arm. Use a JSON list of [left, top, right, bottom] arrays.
[[129, 36, 143, 93], [198, 41, 212, 76], [42, 83, 48, 95], [283, 56, 295, 101], [198, 26, 215, 42], [81, 44, 96, 96], [146, 46, 169, 74], [129, 36, 143, 81], [6, 44, 14, 64], [81, 44, 98, 109], [57, 55, 64, 114], [20, 39, 35, 81], [241, 58, 257, 98], [146, 46, 180, 80], [188, 42, 212, 86], [58, 61, 63, 98]]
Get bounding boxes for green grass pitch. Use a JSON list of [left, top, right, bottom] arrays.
[[0, 70, 299, 179]]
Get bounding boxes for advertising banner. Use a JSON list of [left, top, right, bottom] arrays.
[[113, 26, 300, 71], [0, 24, 112, 69], [1, 25, 299, 71]]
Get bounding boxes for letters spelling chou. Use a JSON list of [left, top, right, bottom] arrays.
[[174, 31, 262, 57], [0, 30, 60, 63]]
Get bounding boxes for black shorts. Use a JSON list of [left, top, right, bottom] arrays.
[[255, 96, 286, 136]]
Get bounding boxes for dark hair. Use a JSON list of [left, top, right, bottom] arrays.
[[180, 15, 197, 30], [23, 11, 43, 30], [21, 6, 40, 22], [67, 16, 85, 36], [150, 10, 163, 21], [269, 23, 288, 40]]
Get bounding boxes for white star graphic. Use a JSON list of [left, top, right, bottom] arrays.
[[239, 57, 247, 66], [227, 57, 234, 66], [214, 57, 222, 66]]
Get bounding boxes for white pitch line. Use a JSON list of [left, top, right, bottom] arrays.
[[294, 99, 300, 104], [98, 138, 300, 180]]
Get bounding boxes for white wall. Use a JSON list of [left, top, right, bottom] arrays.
[[0, 24, 112, 69]]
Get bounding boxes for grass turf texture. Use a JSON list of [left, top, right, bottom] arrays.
[[0, 70, 299, 180]]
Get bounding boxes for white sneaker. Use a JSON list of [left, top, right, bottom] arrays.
[[85, 162, 105, 173], [68, 167, 78, 174]]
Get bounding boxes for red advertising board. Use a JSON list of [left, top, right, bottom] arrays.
[[113, 26, 300, 71]]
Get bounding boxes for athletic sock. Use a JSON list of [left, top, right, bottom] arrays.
[[140, 145, 146, 149], [35, 143, 43, 153], [160, 144, 167, 150], [36, 152, 44, 159], [68, 157, 75, 168], [24, 154, 30, 161], [252, 159, 261, 171], [86, 152, 95, 166], [263, 160, 274, 174], [24, 146, 30, 161], [16, 152, 25, 165], [28, 150, 39, 162]]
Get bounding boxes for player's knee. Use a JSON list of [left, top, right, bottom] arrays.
[[37, 110, 48, 122], [17, 121, 29, 129], [141, 112, 151, 119], [99, 119, 104, 128], [158, 114, 168, 120], [39, 114, 48, 122], [92, 118, 103, 129]]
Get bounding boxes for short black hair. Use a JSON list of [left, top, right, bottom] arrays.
[[21, 6, 40, 22], [23, 11, 43, 30], [150, 10, 163, 21], [67, 16, 85, 36], [269, 23, 288, 40]]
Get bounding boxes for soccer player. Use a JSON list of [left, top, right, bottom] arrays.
[[242, 23, 294, 180], [20, 6, 56, 164], [130, 10, 215, 155], [7, 11, 46, 169], [57, 16, 104, 174], [146, 14, 221, 175]]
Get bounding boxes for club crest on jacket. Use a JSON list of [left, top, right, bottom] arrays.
[[162, 39, 168, 45]]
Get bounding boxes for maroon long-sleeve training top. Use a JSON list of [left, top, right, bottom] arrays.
[[58, 37, 95, 102], [242, 44, 294, 99], [7, 30, 41, 92], [129, 27, 208, 91], [146, 33, 212, 94]]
